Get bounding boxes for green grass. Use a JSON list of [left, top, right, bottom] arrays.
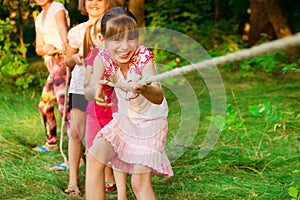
[[1, 71, 300, 199]]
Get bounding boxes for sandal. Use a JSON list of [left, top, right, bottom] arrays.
[[48, 158, 84, 171], [105, 181, 117, 193], [65, 185, 82, 197], [48, 163, 68, 171], [32, 143, 57, 153]]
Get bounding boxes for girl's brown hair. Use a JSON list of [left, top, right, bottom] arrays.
[[100, 7, 139, 41], [83, 23, 96, 58], [78, 0, 87, 15]]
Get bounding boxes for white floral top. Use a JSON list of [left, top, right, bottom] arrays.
[[68, 22, 89, 94], [99, 45, 168, 121]]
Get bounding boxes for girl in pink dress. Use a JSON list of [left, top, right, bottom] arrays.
[[85, 7, 173, 200], [84, 22, 127, 199]]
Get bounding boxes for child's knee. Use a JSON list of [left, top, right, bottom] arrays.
[[69, 126, 83, 141], [131, 174, 147, 192], [69, 121, 85, 140]]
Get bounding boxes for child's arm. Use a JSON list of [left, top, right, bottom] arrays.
[[85, 56, 105, 101], [65, 47, 83, 68], [84, 65, 93, 87], [134, 58, 164, 104], [55, 10, 68, 54]]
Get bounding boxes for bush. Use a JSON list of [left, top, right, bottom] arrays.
[[0, 18, 34, 89]]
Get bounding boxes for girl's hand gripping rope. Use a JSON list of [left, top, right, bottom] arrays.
[[129, 82, 148, 94], [106, 77, 153, 92], [95, 79, 113, 108]]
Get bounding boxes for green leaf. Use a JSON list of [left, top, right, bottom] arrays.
[[289, 187, 298, 198], [248, 104, 260, 116]]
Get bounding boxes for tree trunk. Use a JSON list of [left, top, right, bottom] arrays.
[[128, 0, 145, 27], [18, 0, 26, 58], [263, 0, 292, 39], [248, 0, 274, 46], [215, 0, 220, 22], [248, 0, 292, 47]]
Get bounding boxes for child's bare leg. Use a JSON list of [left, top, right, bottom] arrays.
[[68, 108, 86, 187], [86, 152, 106, 200], [105, 166, 115, 184], [131, 165, 156, 200], [86, 137, 116, 200], [114, 169, 128, 200]]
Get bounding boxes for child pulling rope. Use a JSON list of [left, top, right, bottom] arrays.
[[60, 33, 300, 163]]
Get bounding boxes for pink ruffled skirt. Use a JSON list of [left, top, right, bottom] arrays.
[[90, 113, 173, 178]]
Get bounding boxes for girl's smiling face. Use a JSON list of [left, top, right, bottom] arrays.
[[105, 31, 138, 65], [85, 0, 106, 18]]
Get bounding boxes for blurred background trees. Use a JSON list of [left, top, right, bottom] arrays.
[[1, 0, 300, 89]]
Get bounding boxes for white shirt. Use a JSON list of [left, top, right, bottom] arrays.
[[35, 1, 69, 51]]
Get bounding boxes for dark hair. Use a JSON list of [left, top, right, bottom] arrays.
[[100, 7, 139, 40]]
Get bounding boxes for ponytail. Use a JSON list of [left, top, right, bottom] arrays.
[[83, 24, 96, 58]]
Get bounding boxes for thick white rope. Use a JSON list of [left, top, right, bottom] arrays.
[[108, 32, 300, 88], [59, 66, 70, 165]]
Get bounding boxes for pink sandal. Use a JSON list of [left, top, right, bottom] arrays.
[[105, 182, 117, 193], [65, 185, 82, 197]]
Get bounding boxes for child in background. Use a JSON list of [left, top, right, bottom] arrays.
[[83, 20, 127, 199], [85, 7, 173, 200], [33, 0, 70, 152], [63, 0, 121, 196]]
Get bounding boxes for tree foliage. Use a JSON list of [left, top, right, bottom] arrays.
[[0, 0, 300, 89], [0, 18, 34, 89]]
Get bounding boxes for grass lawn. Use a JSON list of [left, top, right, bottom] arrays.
[[0, 69, 299, 199]]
